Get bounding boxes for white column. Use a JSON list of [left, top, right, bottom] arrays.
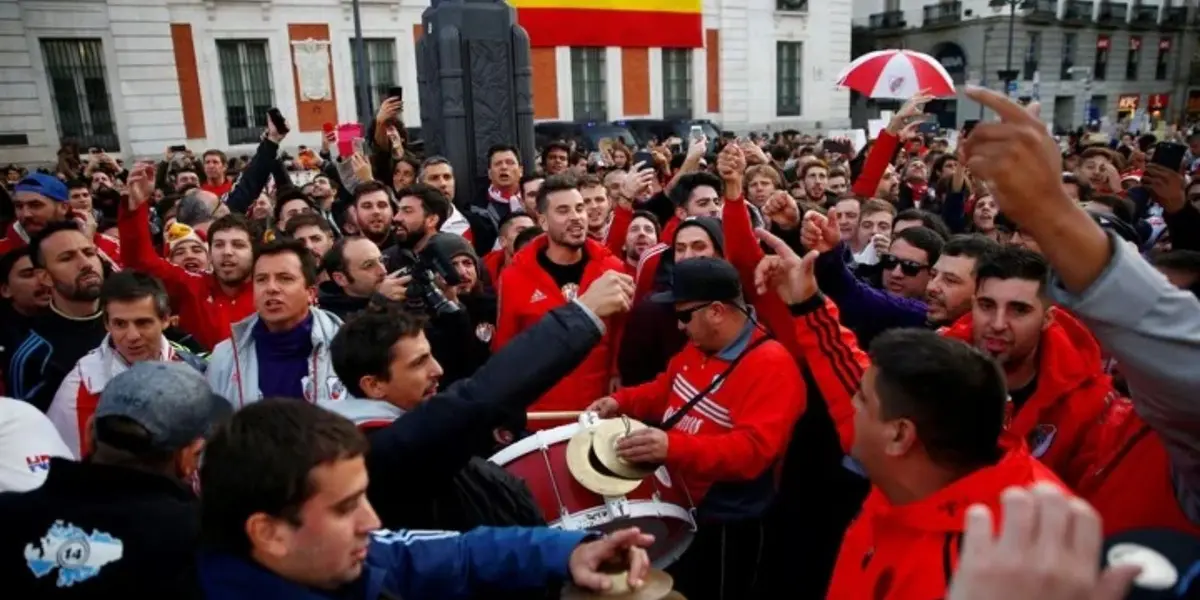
[[555, 46, 573, 121], [605, 46, 621, 120], [648, 47, 664, 118], [693, 45, 708, 118]]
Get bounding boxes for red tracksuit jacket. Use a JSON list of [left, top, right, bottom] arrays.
[[118, 201, 254, 350], [613, 327, 806, 504], [493, 235, 625, 412]]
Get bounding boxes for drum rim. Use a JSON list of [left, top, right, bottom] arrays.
[[488, 422, 581, 466]]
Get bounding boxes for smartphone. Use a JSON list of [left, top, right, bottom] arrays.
[[823, 139, 853, 155], [1151, 141, 1188, 172], [387, 86, 404, 101], [168, 144, 187, 153], [962, 120, 980, 138], [322, 122, 335, 134], [267, 108, 290, 135], [688, 125, 704, 142], [631, 151, 655, 168]]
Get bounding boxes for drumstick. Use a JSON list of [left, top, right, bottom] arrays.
[[526, 411, 584, 421]]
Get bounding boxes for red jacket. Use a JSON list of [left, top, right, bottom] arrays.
[[493, 235, 625, 412], [633, 216, 681, 301], [0, 222, 122, 268], [482, 249, 506, 288], [941, 309, 1115, 488], [613, 327, 806, 504], [827, 445, 1065, 600], [1076, 397, 1200, 536], [118, 202, 254, 349]]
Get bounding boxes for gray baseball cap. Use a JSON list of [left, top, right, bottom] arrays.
[[94, 361, 231, 452]]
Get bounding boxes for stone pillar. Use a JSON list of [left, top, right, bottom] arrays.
[[417, 0, 537, 208]]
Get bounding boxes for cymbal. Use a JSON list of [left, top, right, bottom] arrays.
[[566, 425, 643, 496], [561, 569, 675, 600], [591, 418, 657, 480]]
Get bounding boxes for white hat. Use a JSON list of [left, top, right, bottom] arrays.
[[0, 398, 72, 493]]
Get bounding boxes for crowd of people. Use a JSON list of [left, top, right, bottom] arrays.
[[0, 84, 1197, 600]]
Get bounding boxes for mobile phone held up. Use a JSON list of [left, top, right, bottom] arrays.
[[1151, 142, 1188, 172], [688, 125, 704, 143], [632, 151, 655, 169], [387, 86, 404, 102], [267, 108, 289, 136], [823, 139, 852, 155]]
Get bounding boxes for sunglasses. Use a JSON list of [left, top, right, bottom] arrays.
[[879, 254, 928, 277], [675, 302, 714, 324]]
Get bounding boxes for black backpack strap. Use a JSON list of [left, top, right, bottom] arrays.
[[660, 335, 773, 431]]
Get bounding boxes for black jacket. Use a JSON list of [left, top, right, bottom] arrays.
[[0, 459, 201, 599], [364, 300, 604, 531]]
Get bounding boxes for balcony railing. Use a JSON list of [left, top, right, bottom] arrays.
[[1097, 1, 1128, 25], [1020, 0, 1058, 20], [869, 10, 907, 29], [923, 1, 963, 26], [1130, 3, 1159, 27], [1063, 0, 1095, 23]]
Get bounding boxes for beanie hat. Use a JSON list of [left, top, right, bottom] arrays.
[[673, 216, 726, 257], [165, 222, 205, 255]]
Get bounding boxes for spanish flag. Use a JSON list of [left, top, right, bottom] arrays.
[[511, 0, 702, 49]]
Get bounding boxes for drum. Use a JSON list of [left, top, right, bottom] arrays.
[[490, 416, 696, 567]]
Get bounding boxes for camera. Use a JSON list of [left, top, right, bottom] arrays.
[[393, 244, 462, 317]]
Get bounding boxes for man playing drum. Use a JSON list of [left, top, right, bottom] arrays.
[[589, 257, 806, 600]]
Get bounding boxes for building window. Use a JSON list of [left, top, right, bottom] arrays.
[[40, 38, 118, 151], [349, 39, 398, 111], [1061, 33, 1077, 80], [1094, 35, 1110, 81], [777, 42, 803, 117], [662, 49, 693, 118], [776, 0, 808, 10], [571, 47, 606, 121], [1126, 36, 1141, 81], [1156, 37, 1172, 80], [1023, 31, 1040, 81], [216, 40, 274, 145]]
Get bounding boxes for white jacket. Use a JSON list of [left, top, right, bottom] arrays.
[[46, 335, 198, 458], [205, 308, 402, 425]]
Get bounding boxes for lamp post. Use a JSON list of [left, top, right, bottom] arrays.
[[350, 0, 372, 126], [989, 0, 1022, 98]]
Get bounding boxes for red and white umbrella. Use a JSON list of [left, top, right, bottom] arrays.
[[836, 50, 956, 99]]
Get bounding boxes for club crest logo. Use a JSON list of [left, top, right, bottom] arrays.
[[24, 521, 124, 587], [327, 375, 347, 401], [888, 76, 905, 94], [560, 283, 580, 301], [1028, 424, 1058, 458], [475, 323, 495, 343]]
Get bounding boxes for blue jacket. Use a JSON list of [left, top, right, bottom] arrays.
[[199, 527, 588, 600]]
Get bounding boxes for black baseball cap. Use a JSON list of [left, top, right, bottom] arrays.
[[650, 257, 742, 304]]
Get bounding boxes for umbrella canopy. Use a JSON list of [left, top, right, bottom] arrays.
[[836, 50, 956, 99]]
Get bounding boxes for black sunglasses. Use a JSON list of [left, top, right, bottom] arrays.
[[879, 254, 928, 277], [675, 302, 714, 324]]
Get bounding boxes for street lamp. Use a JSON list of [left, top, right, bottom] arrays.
[[988, 0, 1021, 97]]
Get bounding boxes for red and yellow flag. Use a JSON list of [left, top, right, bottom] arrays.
[[511, 0, 702, 49]]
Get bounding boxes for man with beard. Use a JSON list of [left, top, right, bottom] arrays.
[[120, 162, 256, 350], [352, 181, 398, 249], [800, 160, 829, 205], [382, 183, 449, 271], [207, 239, 356, 410], [6, 221, 108, 410], [494, 174, 629, 413], [308, 174, 341, 237], [621, 211, 660, 275], [940, 247, 1117, 487], [318, 237, 389, 320], [1, 173, 122, 267], [284, 213, 334, 264], [163, 222, 210, 274]]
